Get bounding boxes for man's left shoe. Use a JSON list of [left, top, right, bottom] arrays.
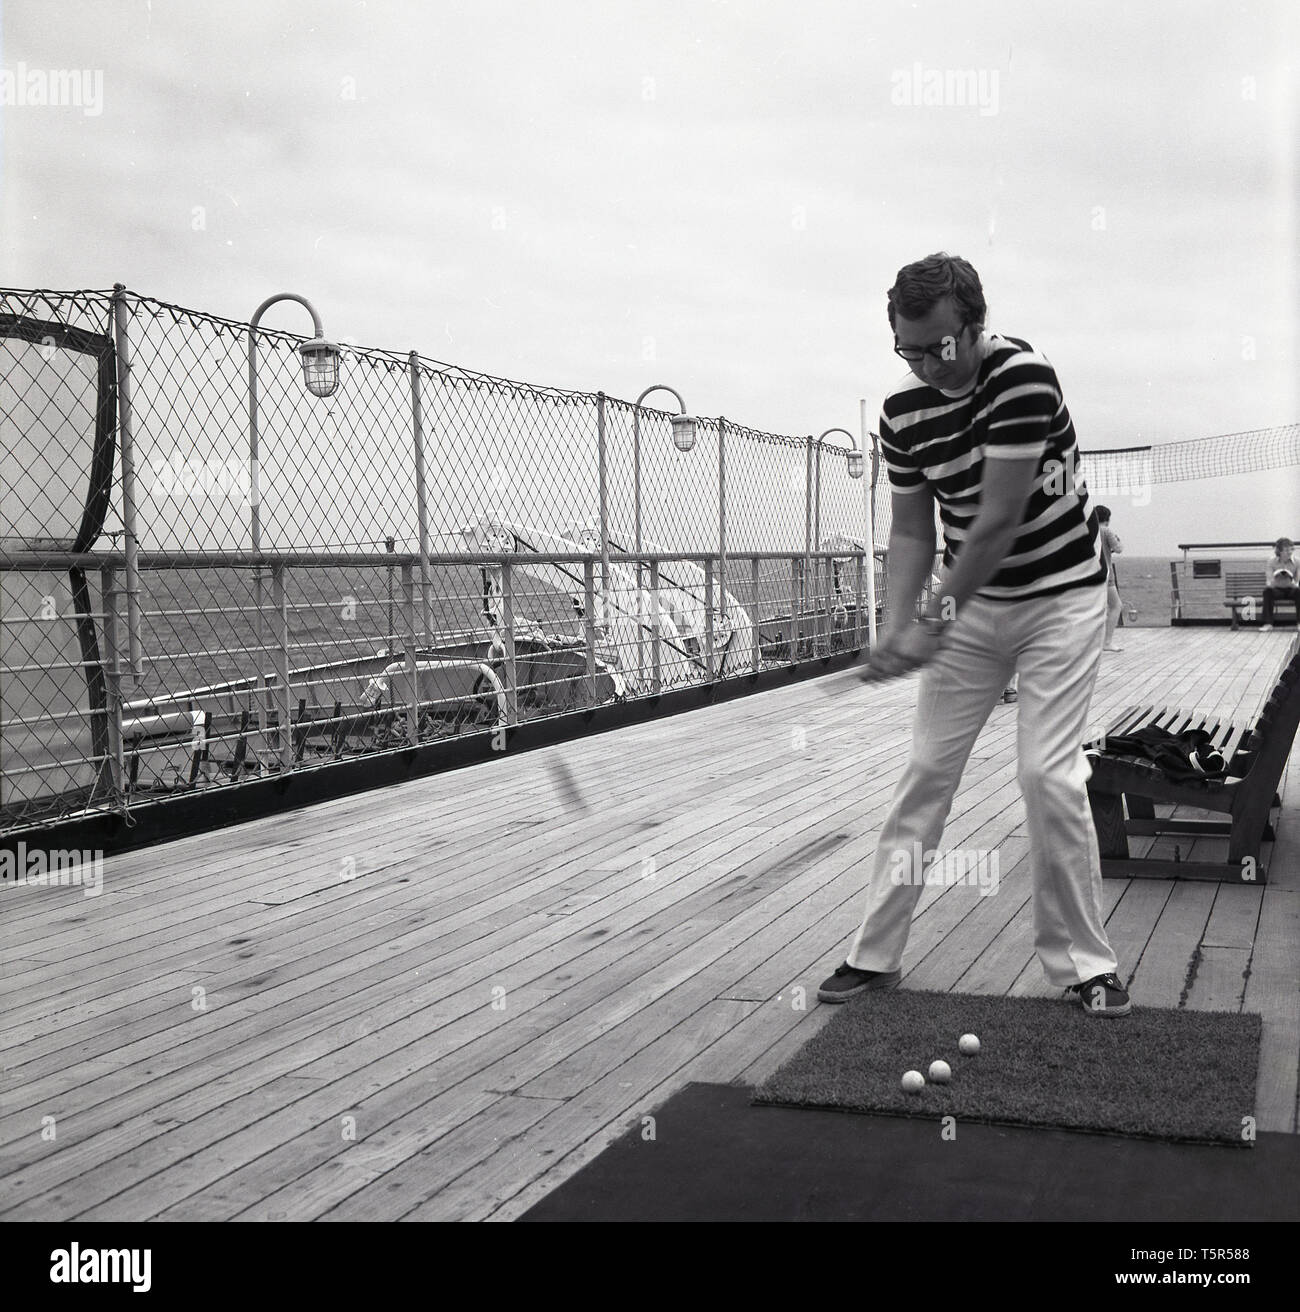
[[817, 963, 902, 1002], [1072, 973, 1132, 1017]]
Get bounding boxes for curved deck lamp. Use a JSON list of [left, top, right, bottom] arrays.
[[247, 293, 341, 739], [813, 427, 863, 555], [813, 427, 869, 650], [669, 393, 736, 670], [632, 385, 695, 679], [248, 292, 341, 552], [819, 427, 863, 479], [636, 383, 696, 527]]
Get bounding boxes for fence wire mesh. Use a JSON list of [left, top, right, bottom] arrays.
[[1, 287, 887, 834]]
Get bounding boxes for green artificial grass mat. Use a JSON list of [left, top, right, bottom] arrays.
[[753, 990, 1261, 1145]]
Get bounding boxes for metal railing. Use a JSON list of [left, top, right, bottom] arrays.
[[0, 545, 888, 832], [0, 285, 901, 834]]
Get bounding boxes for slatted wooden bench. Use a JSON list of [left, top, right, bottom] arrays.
[[1085, 636, 1300, 882], [1223, 569, 1298, 628]]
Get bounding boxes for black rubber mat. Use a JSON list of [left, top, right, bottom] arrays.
[[520, 1081, 1299, 1224]]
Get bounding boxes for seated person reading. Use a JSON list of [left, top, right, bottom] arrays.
[[1263, 537, 1298, 627]]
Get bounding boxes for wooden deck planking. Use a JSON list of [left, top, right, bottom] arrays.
[[160, 836, 842, 1220], [3, 723, 833, 1055], [1, 627, 1298, 1221], [1129, 880, 1223, 1006], [402, 998, 766, 1224], [903, 836, 1033, 992], [1242, 885, 1300, 1134], [2, 817, 784, 1205], [1188, 887, 1265, 1013], [10, 750, 923, 1207]]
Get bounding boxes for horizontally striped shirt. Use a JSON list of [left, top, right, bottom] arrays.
[[879, 332, 1106, 600]]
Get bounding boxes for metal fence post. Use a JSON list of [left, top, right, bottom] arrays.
[[99, 563, 125, 795], [409, 351, 433, 643], [501, 557, 519, 726], [597, 391, 610, 619], [634, 403, 643, 683], [855, 553, 864, 649], [804, 435, 814, 624], [790, 555, 801, 661], [813, 438, 823, 652], [247, 313, 266, 732], [402, 561, 420, 743], [271, 563, 292, 770], [751, 555, 760, 672], [583, 557, 596, 681], [862, 400, 879, 647], [814, 558, 822, 654], [256, 567, 270, 734], [649, 557, 662, 692], [704, 556, 715, 678], [110, 285, 144, 681], [717, 415, 728, 645], [248, 320, 262, 556], [386, 535, 396, 654], [814, 437, 822, 554]]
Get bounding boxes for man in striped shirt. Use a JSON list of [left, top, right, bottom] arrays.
[[819, 253, 1131, 1017]]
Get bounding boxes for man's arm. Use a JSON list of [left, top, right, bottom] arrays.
[[848, 486, 941, 680], [924, 455, 1039, 621], [882, 487, 939, 635]]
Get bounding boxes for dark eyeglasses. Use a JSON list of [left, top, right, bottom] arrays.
[[893, 323, 970, 363]]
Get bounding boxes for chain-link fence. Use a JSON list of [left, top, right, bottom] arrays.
[[1, 286, 892, 835]]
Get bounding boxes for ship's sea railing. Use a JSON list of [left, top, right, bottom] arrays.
[[1, 284, 896, 835], [0, 544, 886, 834]]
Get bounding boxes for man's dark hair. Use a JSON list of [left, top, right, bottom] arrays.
[[887, 252, 987, 330], [1096, 505, 1112, 523]]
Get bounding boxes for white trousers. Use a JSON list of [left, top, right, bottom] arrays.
[[847, 582, 1117, 988]]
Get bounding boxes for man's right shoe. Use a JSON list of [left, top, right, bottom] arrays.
[[1071, 972, 1132, 1017], [817, 963, 902, 1003]]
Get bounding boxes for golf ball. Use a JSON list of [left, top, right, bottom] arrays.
[[901, 1070, 925, 1094], [959, 1033, 980, 1056], [928, 1060, 952, 1083]]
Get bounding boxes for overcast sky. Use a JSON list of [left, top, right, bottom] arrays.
[[2, 0, 1296, 554]]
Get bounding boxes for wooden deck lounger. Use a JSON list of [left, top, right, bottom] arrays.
[[1086, 636, 1300, 882]]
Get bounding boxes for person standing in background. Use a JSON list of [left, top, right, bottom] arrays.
[[1097, 505, 1124, 652]]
